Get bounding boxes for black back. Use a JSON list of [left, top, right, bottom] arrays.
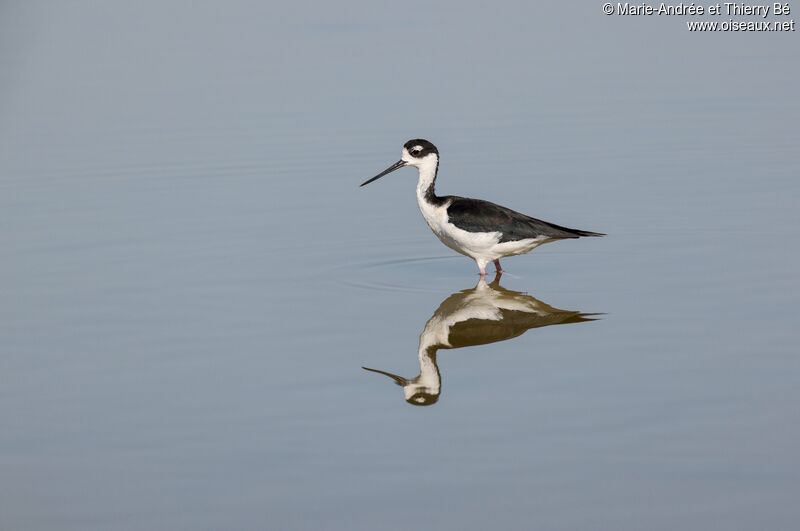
[[400, 138, 604, 241], [444, 197, 605, 242]]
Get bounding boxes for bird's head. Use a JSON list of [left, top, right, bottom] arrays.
[[400, 139, 439, 168], [360, 139, 439, 187]]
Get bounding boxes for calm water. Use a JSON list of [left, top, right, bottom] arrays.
[[2, 2, 799, 530]]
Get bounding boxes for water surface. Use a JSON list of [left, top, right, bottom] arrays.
[[1, 1, 798, 530]]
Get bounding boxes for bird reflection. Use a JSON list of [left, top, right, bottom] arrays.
[[363, 273, 599, 406]]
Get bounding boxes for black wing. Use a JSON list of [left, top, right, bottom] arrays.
[[444, 196, 605, 243]]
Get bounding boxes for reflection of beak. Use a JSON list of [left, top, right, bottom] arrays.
[[360, 160, 407, 187], [362, 366, 408, 386]]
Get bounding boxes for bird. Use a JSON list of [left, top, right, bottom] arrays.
[[363, 273, 599, 406], [360, 139, 604, 276]]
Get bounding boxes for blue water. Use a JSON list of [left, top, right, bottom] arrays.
[[1, 2, 798, 530]]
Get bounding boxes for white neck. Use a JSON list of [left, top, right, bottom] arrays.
[[417, 347, 440, 389], [402, 347, 441, 400], [414, 155, 439, 205]]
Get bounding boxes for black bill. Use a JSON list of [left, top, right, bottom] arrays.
[[360, 160, 406, 187], [362, 366, 408, 386]]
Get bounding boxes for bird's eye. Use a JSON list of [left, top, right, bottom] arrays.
[[411, 148, 422, 156]]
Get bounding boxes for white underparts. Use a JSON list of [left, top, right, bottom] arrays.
[[405, 150, 552, 273]]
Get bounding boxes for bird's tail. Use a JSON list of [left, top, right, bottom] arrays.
[[572, 229, 605, 237]]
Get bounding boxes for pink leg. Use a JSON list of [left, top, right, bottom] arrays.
[[476, 258, 488, 277], [493, 259, 503, 273]]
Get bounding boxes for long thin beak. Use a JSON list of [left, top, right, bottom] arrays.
[[362, 366, 408, 386], [360, 160, 406, 187]]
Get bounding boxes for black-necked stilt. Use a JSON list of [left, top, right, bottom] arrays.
[[363, 274, 598, 406], [361, 139, 604, 276]]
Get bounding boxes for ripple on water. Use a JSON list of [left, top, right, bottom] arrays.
[[332, 255, 465, 293]]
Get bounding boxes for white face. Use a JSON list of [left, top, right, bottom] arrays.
[[401, 145, 437, 168]]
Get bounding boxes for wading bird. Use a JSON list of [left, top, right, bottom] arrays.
[[361, 139, 604, 276], [363, 274, 598, 406]]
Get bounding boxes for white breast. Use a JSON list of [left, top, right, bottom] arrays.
[[411, 159, 549, 263], [415, 196, 501, 257]]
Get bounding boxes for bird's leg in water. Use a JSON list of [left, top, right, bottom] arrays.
[[493, 259, 503, 273], [476, 258, 488, 278]]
